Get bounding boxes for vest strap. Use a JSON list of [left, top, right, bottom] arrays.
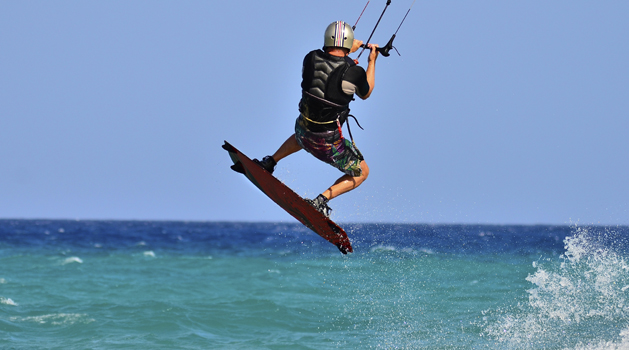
[[301, 90, 349, 109]]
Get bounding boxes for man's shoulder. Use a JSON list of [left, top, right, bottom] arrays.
[[344, 65, 367, 81], [305, 49, 324, 59]]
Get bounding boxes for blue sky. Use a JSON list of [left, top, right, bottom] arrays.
[[1, 1, 627, 225]]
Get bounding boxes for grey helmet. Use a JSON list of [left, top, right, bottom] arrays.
[[323, 21, 354, 51]]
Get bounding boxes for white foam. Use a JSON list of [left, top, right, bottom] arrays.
[[418, 248, 435, 255], [62, 257, 83, 265], [0, 297, 18, 306], [569, 327, 629, 350], [143, 251, 156, 257], [10, 313, 94, 325], [370, 245, 397, 253], [369, 245, 432, 255]]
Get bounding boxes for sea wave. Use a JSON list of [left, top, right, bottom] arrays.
[[369, 244, 434, 255], [0, 297, 18, 306], [484, 226, 629, 349], [62, 257, 83, 265], [9, 313, 95, 325]]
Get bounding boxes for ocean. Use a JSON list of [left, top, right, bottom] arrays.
[[1, 220, 628, 349]]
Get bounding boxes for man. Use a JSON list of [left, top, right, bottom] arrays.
[[254, 21, 379, 218]]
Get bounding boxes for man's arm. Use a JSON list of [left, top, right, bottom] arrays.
[[360, 44, 379, 100], [350, 39, 363, 54]]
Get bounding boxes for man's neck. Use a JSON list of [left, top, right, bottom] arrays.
[[326, 48, 348, 57]]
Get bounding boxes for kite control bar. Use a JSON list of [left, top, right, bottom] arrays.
[[354, 0, 416, 58], [359, 35, 398, 57]]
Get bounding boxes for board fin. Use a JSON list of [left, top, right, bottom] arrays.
[[230, 161, 245, 175], [221, 142, 235, 152]]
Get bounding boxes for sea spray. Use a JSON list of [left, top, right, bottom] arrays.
[[484, 226, 629, 349]]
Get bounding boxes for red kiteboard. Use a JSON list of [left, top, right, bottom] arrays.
[[222, 141, 353, 254]]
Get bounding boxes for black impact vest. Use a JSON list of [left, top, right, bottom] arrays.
[[300, 50, 356, 130]]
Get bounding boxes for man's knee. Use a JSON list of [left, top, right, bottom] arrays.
[[359, 161, 369, 181]]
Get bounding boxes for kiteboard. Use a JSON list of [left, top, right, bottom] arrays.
[[222, 141, 353, 254]]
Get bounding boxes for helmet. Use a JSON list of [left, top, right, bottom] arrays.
[[323, 21, 354, 51]]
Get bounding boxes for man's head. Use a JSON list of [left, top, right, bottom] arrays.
[[323, 21, 354, 54]]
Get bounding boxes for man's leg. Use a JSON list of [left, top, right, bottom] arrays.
[[254, 134, 301, 174], [321, 160, 370, 200], [271, 134, 302, 163]]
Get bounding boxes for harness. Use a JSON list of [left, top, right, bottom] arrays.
[[300, 90, 364, 146]]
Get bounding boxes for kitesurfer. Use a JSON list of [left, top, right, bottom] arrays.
[[254, 21, 379, 218]]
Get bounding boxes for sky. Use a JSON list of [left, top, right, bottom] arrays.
[[1, 1, 628, 225]]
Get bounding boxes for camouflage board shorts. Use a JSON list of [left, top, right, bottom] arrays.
[[294, 116, 364, 177]]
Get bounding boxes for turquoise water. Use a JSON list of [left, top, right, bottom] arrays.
[[1, 221, 628, 349]]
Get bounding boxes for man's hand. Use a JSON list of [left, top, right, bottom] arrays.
[[350, 39, 363, 54], [368, 43, 380, 62]]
